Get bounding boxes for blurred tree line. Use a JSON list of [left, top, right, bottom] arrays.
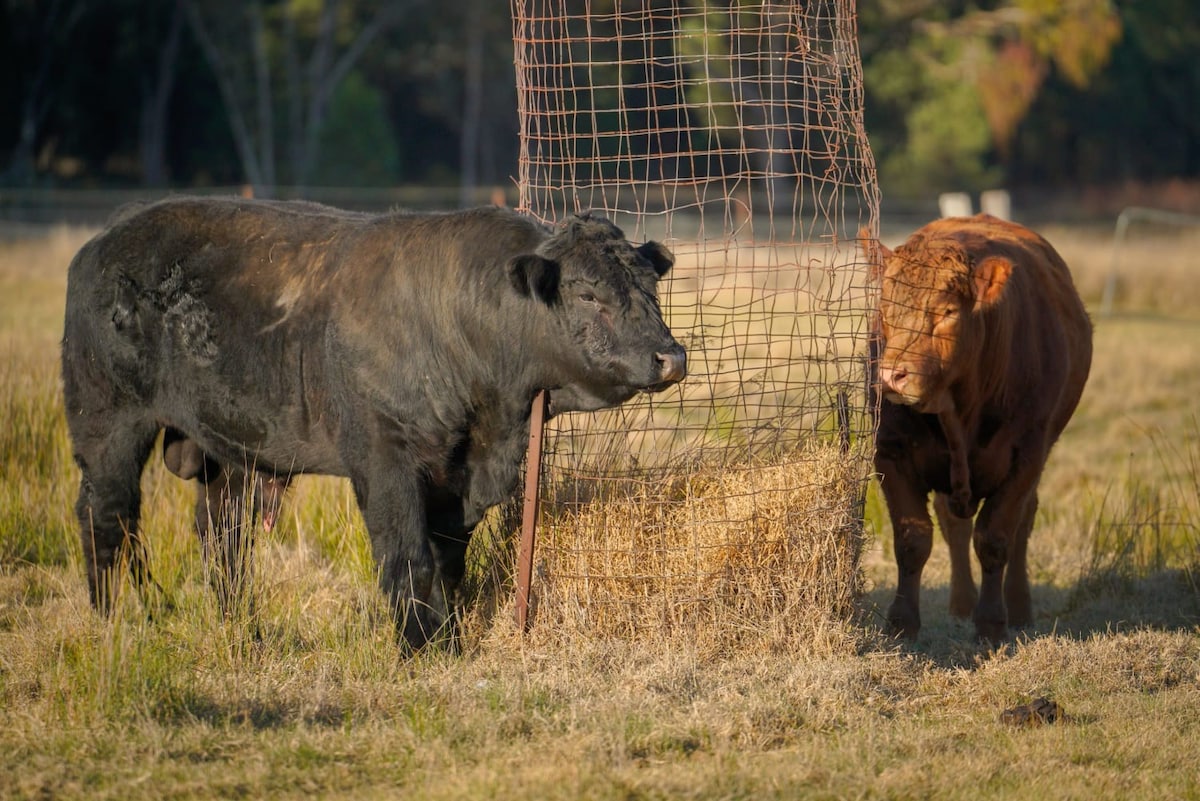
[[861, 0, 1197, 199], [1, 0, 1195, 201], [0, 0, 517, 197]]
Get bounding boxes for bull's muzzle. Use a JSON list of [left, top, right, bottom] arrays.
[[878, 364, 909, 399], [655, 345, 687, 386]]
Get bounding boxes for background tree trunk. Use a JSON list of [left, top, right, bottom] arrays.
[[139, 0, 185, 188], [1, 0, 86, 186], [459, 0, 485, 206]]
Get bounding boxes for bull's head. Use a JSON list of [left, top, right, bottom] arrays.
[[875, 237, 1013, 414], [508, 213, 686, 414]]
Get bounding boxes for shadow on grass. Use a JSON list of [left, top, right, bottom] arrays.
[[857, 567, 1200, 669]]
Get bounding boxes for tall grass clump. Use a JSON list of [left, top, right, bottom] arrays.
[[0, 226, 84, 568], [0, 345, 76, 566], [1068, 423, 1200, 613]]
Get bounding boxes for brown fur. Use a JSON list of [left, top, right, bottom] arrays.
[[872, 214, 1092, 642]]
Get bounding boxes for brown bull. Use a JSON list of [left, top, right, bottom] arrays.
[[871, 214, 1092, 642]]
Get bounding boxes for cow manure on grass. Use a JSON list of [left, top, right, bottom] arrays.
[[999, 696, 1069, 727]]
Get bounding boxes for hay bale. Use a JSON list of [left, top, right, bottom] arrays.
[[526, 440, 869, 654]]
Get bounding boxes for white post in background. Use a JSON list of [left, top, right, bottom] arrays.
[[1102, 206, 1200, 316], [938, 192, 972, 218], [980, 189, 1012, 220]]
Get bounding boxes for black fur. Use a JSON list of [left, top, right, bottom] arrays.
[[61, 197, 685, 649]]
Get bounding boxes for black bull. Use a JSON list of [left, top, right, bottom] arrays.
[[61, 198, 686, 648]]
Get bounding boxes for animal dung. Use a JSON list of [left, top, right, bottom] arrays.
[[1000, 696, 1067, 726]]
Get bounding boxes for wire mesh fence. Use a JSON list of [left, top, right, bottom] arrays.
[[510, 0, 880, 649]]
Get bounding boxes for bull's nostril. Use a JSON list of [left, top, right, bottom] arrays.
[[655, 348, 687, 383], [881, 365, 908, 392]]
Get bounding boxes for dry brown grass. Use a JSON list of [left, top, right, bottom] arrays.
[[3, 221, 1200, 800]]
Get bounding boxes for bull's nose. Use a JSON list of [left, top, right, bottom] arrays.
[[878, 364, 907, 394], [655, 346, 687, 384]]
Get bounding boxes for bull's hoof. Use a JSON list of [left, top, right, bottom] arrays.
[[973, 618, 1009, 645], [399, 606, 457, 653], [1005, 596, 1033, 629], [1007, 609, 1033, 629], [1000, 697, 1067, 726], [886, 601, 921, 640]]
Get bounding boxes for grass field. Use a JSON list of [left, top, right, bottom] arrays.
[[1, 221, 1198, 800]]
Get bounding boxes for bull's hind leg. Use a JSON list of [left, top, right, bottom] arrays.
[[933, 493, 978, 619], [1003, 493, 1037, 629], [71, 417, 159, 614]]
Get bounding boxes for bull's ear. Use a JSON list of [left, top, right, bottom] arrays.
[[508, 254, 561, 304], [637, 241, 674, 277], [856, 226, 891, 282], [973, 256, 1012, 309], [856, 226, 889, 261]]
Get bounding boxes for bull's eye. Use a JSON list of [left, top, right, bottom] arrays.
[[933, 304, 957, 326]]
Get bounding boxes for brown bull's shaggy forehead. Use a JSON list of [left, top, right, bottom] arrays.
[[883, 237, 974, 304], [882, 215, 1049, 308]]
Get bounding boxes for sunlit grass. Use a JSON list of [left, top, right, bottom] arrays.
[[2, 224, 1199, 800]]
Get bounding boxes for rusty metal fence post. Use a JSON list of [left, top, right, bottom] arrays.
[[514, 389, 548, 631]]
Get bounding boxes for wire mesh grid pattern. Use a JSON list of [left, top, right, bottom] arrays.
[[510, 0, 880, 646]]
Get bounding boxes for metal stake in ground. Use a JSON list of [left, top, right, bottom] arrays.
[[515, 389, 548, 631]]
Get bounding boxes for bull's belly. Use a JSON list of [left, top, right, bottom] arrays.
[[156, 384, 343, 477], [195, 429, 344, 477], [876, 413, 1013, 500]]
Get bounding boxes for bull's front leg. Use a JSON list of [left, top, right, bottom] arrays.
[[936, 408, 975, 518], [351, 459, 453, 651], [971, 460, 1043, 643], [426, 486, 475, 634], [876, 453, 935, 639]]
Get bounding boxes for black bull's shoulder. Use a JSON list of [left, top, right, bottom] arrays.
[[61, 195, 686, 649]]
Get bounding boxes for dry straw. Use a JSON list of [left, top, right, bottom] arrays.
[[519, 440, 870, 657]]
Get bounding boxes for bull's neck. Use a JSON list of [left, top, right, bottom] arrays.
[[456, 287, 563, 400], [943, 329, 1011, 435]]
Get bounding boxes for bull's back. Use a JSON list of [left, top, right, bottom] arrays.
[[63, 198, 553, 473], [952, 215, 1092, 435], [63, 198, 386, 472], [65, 199, 344, 381]]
